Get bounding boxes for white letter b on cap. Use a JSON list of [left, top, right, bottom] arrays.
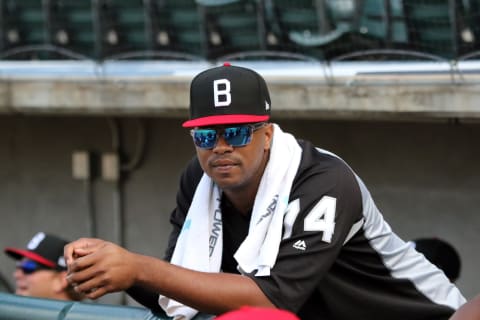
[[213, 79, 231, 107]]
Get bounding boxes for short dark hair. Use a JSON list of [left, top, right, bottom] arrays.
[[413, 237, 461, 282]]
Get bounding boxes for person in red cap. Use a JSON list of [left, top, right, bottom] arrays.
[[4, 232, 83, 301], [411, 237, 461, 283], [65, 64, 465, 320], [215, 306, 299, 320]]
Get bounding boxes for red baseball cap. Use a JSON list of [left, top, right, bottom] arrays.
[[215, 307, 299, 320], [182, 63, 271, 128]]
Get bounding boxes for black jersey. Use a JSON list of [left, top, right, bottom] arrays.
[[165, 139, 465, 320]]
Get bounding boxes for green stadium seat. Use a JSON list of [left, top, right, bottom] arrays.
[[268, 0, 375, 60], [331, 0, 451, 61], [331, 0, 421, 61], [269, 0, 329, 49], [48, 0, 99, 60], [198, 0, 268, 60], [403, 0, 463, 59], [12, 0, 45, 45], [266, 0, 323, 59], [0, 0, 49, 59], [358, 0, 408, 45], [0, 0, 10, 52], [458, 0, 480, 59], [389, 0, 409, 44], [99, 0, 149, 60], [145, 0, 206, 60]]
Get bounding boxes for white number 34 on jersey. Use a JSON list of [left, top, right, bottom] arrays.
[[284, 196, 337, 243]]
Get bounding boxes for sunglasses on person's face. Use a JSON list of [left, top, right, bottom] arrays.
[[190, 122, 267, 149], [16, 260, 51, 275]]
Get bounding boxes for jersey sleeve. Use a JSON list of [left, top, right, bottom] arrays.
[[248, 145, 364, 312], [163, 156, 203, 261]]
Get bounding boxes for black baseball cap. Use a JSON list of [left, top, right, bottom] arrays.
[[182, 62, 271, 128], [412, 237, 461, 282], [4, 232, 68, 270]]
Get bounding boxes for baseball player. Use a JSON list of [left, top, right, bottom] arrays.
[[5, 232, 83, 301], [65, 64, 465, 319]]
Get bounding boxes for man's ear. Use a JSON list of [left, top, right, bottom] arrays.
[[53, 271, 69, 293], [264, 123, 274, 151]]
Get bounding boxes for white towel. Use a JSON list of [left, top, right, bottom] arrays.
[[159, 124, 302, 320]]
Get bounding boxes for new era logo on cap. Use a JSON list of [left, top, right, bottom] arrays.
[[182, 63, 271, 128], [27, 232, 46, 250]]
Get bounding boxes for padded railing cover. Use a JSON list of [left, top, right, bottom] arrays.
[[0, 293, 214, 320]]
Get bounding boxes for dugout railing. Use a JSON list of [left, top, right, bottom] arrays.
[[0, 292, 214, 320]]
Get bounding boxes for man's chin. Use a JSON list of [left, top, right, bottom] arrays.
[[15, 289, 29, 296]]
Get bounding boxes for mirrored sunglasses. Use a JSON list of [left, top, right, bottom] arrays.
[[190, 122, 267, 149], [16, 260, 51, 275]]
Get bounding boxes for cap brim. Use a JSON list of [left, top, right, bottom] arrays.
[[4, 247, 56, 268], [182, 114, 269, 128]]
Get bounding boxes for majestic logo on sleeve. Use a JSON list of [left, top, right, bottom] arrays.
[[213, 79, 231, 107], [293, 240, 307, 250]]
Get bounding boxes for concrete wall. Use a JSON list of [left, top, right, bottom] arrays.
[[0, 115, 479, 305], [2, 61, 480, 120]]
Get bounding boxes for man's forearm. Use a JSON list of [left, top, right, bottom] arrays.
[[126, 285, 165, 313], [134, 254, 275, 315]]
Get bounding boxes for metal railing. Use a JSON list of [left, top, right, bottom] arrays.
[[0, 293, 214, 320]]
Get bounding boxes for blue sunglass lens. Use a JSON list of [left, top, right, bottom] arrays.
[[192, 126, 253, 149], [17, 260, 40, 274], [193, 129, 217, 149], [16, 260, 51, 274], [224, 126, 251, 146]]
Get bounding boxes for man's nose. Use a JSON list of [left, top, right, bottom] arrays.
[[13, 268, 24, 279], [212, 135, 233, 153]]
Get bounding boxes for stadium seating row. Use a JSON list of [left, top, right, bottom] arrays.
[[0, 0, 479, 62]]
